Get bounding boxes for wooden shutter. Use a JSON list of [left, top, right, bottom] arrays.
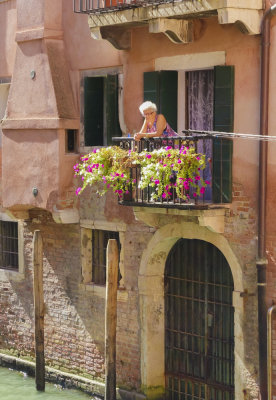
[[144, 71, 160, 108], [144, 71, 178, 131], [159, 71, 178, 131], [84, 77, 104, 146], [105, 74, 122, 146], [213, 66, 234, 203]]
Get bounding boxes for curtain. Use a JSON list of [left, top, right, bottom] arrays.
[[187, 70, 214, 201]]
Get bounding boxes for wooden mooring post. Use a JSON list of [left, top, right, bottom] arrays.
[[105, 239, 119, 400], [33, 230, 45, 391]]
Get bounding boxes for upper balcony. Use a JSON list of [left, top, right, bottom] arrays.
[[73, 0, 263, 48]]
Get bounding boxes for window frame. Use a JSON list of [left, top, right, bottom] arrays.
[[80, 220, 126, 297], [0, 214, 24, 281], [80, 67, 123, 153]]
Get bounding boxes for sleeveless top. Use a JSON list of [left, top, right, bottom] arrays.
[[146, 115, 178, 137]]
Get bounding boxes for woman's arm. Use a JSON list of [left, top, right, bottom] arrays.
[[134, 114, 166, 140]]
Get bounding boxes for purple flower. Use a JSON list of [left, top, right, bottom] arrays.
[[177, 159, 181, 164], [162, 193, 167, 198], [118, 189, 123, 194], [76, 187, 82, 195], [146, 154, 152, 159], [81, 157, 89, 161], [196, 156, 201, 160], [166, 146, 172, 150], [154, 179, 160, 185]]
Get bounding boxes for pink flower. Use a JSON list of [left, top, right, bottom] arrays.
[[195, 176, 201, 181], [196, 156, 201, 160], [162, 193, 167, 198], [193, 193, 197, 197], [76, 187, 82, 195], [146, 154, 152, 159], [166, 146, 172, 150], [177, 159, 181, 164], [154, 179, 160, 185], [81, 157, 89, 161], [200, 187, 206, 194], [205, 180, 211, 185]]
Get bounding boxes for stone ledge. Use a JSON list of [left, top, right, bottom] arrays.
[[15, 28, 63, 43], [134, 206, 228, 233], [1, 118, 79, 130]]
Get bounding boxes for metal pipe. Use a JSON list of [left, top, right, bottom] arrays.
[[267, 305, 276, 400], [258, 4, 276, 400]]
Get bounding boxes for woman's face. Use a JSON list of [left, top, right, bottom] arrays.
[[144, 108, 155, 119]]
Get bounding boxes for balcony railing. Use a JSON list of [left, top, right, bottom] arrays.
[[74, 0, 184, 14], [112, 134, 232, 210]]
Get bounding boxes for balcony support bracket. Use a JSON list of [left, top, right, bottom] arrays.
[[90, 26, 131, 50], [148, 18, 193, 44], [217, 7, 262, 35]]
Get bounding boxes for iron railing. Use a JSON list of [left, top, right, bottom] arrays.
[[73, 0, 183, 14], [112, 134, 231, 209]]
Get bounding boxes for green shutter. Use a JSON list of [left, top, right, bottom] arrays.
[[213, 66, 234, 203], [84, 77, 104, 146], [105, 74, 122, 146], [143, 71, 178, 131], [160, 71, 178, 132], [144, 71, 160, 109]]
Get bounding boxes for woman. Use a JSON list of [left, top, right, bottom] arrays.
[[134, 101, 177, 141]]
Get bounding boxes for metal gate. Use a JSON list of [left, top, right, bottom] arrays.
[[165, 239, 234, 400]]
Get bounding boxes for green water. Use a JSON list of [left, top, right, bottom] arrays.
[[0, 367, 98, 400]]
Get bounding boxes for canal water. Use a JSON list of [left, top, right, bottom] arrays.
[[0, 366, 100, 400]]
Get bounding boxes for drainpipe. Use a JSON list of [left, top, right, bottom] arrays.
[[258, 4, 276, 400]]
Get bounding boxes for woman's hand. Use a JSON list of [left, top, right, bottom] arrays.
[[134, 132, 145, 141]]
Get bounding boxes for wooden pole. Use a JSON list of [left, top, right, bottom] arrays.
[[33, 230, 45, 391], [105, 239, 119, 400]]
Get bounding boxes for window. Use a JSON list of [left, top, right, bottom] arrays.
[[83, 74, 122, 147], [144, 66, 234, 203], [81, 227, 121, 287], [92, 229, 120, 285], [0, 221, 18, 270]]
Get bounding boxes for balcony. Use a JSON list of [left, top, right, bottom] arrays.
[[73, 0, 263, 48], [112, 133, 232, 210]]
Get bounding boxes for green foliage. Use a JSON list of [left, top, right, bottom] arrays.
[[74, 144, 210, 201]]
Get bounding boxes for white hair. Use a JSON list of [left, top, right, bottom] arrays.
[[139, 101, 157, 116]]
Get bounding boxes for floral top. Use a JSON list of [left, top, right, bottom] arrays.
[[146, 115, 178, 137]]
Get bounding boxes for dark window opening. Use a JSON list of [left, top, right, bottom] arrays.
[[0, 221, 18, 270], [66, 129, 78, 153], [92, 229, 121, 285]]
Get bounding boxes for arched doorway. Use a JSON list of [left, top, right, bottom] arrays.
[[165, 239, 234, 400]]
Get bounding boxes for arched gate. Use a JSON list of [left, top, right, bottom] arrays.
[[165, 239, 234, 400]]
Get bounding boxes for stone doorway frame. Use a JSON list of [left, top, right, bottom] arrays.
[[138, 221, 247, 400]]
